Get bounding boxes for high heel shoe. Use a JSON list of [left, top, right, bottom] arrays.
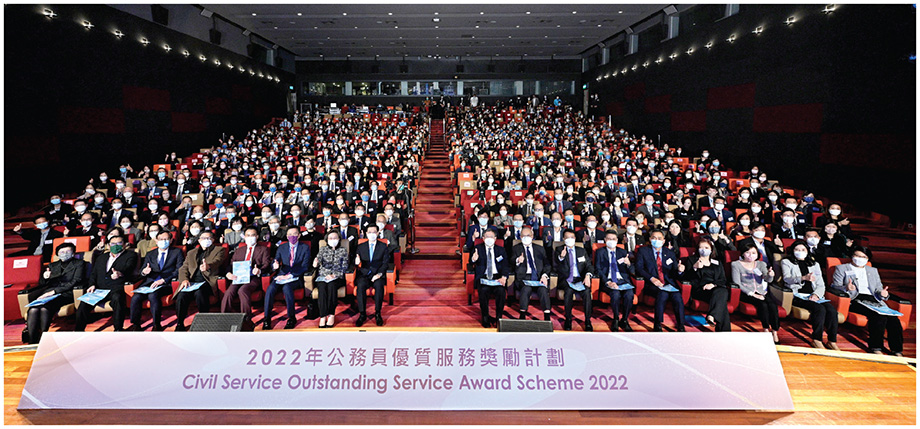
[[812, 339, 825, 349], [326, 315, 335, 328], [319, 316, 327, 328], [826, 342, 840, 351]]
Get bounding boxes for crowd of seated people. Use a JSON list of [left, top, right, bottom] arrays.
[[449, 102, 908, 356], [14, 111, 427, 341]]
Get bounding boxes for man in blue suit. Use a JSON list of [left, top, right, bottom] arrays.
[[355, 224, 389, 327], [636, 229, 687, 332], [595, 231, 635, 332], [526, 203, 552, 231], [701, 196, 735, 230], [470, 229, 510, 328], [263, 226, 311, 330], [465, 211, 500, 250], [553, 229, 595, 331], [548, 193, 572, 215], [129, 230, 184, 331]]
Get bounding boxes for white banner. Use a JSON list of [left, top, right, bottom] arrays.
[[19, 331, 793, 411]]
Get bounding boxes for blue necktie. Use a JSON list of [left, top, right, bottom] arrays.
[[526, 246, 537, 281], [369, 242, 375, 261], [158, 251, 166, 270], [609, 250, 617, 283], [568, 248, 578, 282]]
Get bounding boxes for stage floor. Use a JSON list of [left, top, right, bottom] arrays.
[[4, 341, 915, 425]]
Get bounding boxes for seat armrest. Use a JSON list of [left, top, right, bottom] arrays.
[[888, 293, 911, 305], [826, 288, 849, 297]]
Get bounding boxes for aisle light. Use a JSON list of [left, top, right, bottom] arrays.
[[785, 16, 796, 25], [114, 29, 125, 38], [140, 37, 150, 46], [822, 5, 836, 14], [752, 26, 764, 35], [82, 20, 93, 30]]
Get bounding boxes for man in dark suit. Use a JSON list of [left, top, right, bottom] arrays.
[[465, 212, 500, 250], [636, 229, 686, 332], [222, 226, 272, 320], [620, 218, 646, 256], [335, 213, 361, 256], [129, 230, 184, 331], [470, 229, 510, 328], [553, 229, 595, 331], [804, 230, 828, 264], [549, 193, 573, 215], [576, 193, 603, 220], [737, 222, 782, 266], [637, 193, 663, 222], [75, 235, 138, 331], [351, 206, 373, 232], [355, 225, 390, 327], [701, 196, 735, 230], [577, 215, 604, 258], [595, 231, 636, 331], [174, 230, 227, 331], [70, 212, 104, 248], [11, 216, 63, 262], [526, 203, 552, 231], [263, 226, 311, 330], [774, 208, 806, 241], [511, 227, 552, 321]]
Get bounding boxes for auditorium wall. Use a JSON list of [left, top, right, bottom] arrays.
[[586, 4, 915, 223], [4, 4, 292, 213]]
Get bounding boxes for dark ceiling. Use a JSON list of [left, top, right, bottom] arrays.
[[206, 4, 668, 60]]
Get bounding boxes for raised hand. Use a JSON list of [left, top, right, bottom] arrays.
[[43, 267, 51, 279], [846, 278, 856, 291], [273, 259, 281, 271], [471, 247, 480, 262], [141, 262, 152, 276], [678, 260, 686, 272], [13, 223, 21, 232], [516, 253, 525, 265], [881, 286, 890, 298]]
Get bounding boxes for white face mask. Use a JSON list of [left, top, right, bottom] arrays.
[[794, 250, 808, 260], [232, 224, 243, 231], [752, 230, 766, 239], [269, 223, 280, 231], [698, 247, 711, 257], [483, 237, 496, 246], [552, 219, 563, 227], [751, 206, 762, 214], [626, 225, 637, 235], [786, 203, 798, 210], [534, 210, 544, 217], [852, 257, 868, 267], [244, 236, 257, 246], [714, 204, 724, 211], [606, 241, 618, 250], [739, 219, 751, 227], [601, 214, 610, 222], [521, 236, 533, 246], [120, 222, 132, 229], [783, 217, 795, 224], [586, 221, 597, 229], [366, 232, 378, 241], [199, 239, 212, 248], [327, 239, 340, 248], [81, 220, 92, 227], [564, 238, 576, 247], [828, 209, 841, 216], [555, 194, 563, 201], [806, 236, 820, 247]]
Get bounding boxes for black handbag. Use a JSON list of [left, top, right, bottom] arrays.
[[304, 300, 319, 320]]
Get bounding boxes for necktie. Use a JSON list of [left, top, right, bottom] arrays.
[[158, 251, 166, 270], [369, 242, 375, 261], [525, 246, 537, 281], [289, 244, 296, 266], [245, 246, 253, 262], [568, 248, 578, 282], [628, 235, 635, 253], [486, 247, 494, 280], [610, 250, 618, 282], [758, 243, 767, 262], [277, 204, 282, 216], [293, 218, 298, 226], [717, 212, 723, 223], [557, 201, 562, 213], [656, 251, 665, 283]]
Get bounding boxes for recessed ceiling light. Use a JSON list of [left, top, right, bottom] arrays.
[[434, 12, 439, 15], [388, 12, 393, 15], [556, 25, 560, 27], [432, 18, 440, 22], [297, 12, 302, 16], [435, 26, 439, 28], [597, 24, 602, 27], [480, 11, 484, 15], [475, 25, 479, 28], [526, 11, 531, 14], [251, 13, 256, 16], [516, 25, 520, 28], [619, 10, 623, 14], [572, 11, 577, 14], [394, 26, 398, 28], [342, 12, 347, 16]]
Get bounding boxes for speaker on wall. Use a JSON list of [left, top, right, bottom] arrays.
[[497, 319, 553, 332], [151, 5, 169, 26], [190, 313, 253, 332], [209, 28, 222, 45]]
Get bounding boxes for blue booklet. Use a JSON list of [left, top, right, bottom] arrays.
[[182, 282, 206, 293], [684, 315, 710, 327], [480, 278, 503, 286], [613, 283, 635, 290], [794, 292, 829, 304], [78, 289, 110, 306], [659, 284, 680, 293], [27, 294, 60, 307], [856, 300, 903, 317], [275, 276, 298, 285], [232, 261, 251, 285], [132, 286, 161, 294], [522, 280, 545, 287], [569, 281, 586, 291]]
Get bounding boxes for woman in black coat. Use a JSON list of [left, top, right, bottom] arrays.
[[22, 243, 88, 344], [682, 237, 731, 332]]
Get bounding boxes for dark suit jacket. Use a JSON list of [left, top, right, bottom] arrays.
[[702, 208, 736, 228], [511, 243, 550, 283], [552, 245, 594, 286], [16, 228, 64, 262], [636, 245, 680, 287], [274, 241, 311, 278], [470, 243, 510, 282], [356, 240, 389, 278], [547, 199, 573, 214], [595, 246, 633, 285], [230, 244, 272, 280], [90, 250, 139, 292], [141, 247, 185, 285], [35, 258, 87, 297], [465, 223, 500, 249], [683, 255, 729, 295]]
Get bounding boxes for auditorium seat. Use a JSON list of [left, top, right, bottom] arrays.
[[4, 255, 44, 321]]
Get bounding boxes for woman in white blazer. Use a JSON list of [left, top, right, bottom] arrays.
[[782, 240, 838, 350]]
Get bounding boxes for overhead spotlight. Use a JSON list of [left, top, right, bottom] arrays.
[[822, 4, 836, 14], [82, 21, 94, 30], [612, 71, 618, 76], [705, 41, 713, 49], [275, 78, 280, 83], [114, 29, 124, 38], [227, 62, 234, 69], [655, 57, 663, 64], [643, 61, 649, 67], [250, 70, 255, 76], [726, 34, 736, 43], [258, 73, 264, 78], [432, 18, 440, 22], [140, 37, 150, 46], [669, 53, 678, 60], [596, 76, 602, 82], [631, 65, 638, 71], [686, 47, 694, 55], [182, 50, 189, 57], [42, 8, 57, 19], [214, 59, 221, 66], [239, 66, 245, 73], [163, 44, 171, 52], [297, 12, 302, 16], [785, 16, 796, 25], [621, 67, 627, 73], [604, 73, 611, 79], [752, 26, 764, 35], [199, 54, 207, 61]]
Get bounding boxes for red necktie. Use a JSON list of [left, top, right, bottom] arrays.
[[289, 244, 296, 266], [245, 246, 253, 261], [656, 251, 664, 283]]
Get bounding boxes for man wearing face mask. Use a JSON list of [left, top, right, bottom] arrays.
[[174, 230, 226, 331], [803, 230, 828, 264], [774, 209, 806, 242], [336, 213, 360, 256], [595, 231, 635, 332], [11, 216, 64, 262], [374, 214, 400, 253], [831, 247, 903, 356], [470, 229, 510, 328], [577, 215, 604, 257], [702, 196, 735, 230], [129, 231, 184, 331], [465, 211, 500, 250], [222, 226, 272, 321], [636, 229, 687, 332], [68, 212, 103, 248], [553, 230, 595, 331], [619, 218, 646, 257], [549, 190, 573, 214], [511, 226, 552, 321], [354, 225, 391, 327], [19, 243, 87, 344], [287, 206, 307, 227], [527, 203, 552, 230], [264, 226, 310, 330], [576, 193, 602, 220], [75, 235, 137, 332], [351, 206, 373, 232]]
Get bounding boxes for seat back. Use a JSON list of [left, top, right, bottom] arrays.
[[4, 255, 43, 285], [51, 236, 92, 262]]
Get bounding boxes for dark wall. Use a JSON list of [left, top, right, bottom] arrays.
[[5, 4, 292, 213], [586, 5, 915, 223]]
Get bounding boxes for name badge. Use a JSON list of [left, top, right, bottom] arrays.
[[44, 239, 54, 244], [577, 256, 586, 263], [348, 236, 355, 241], [711, 260, 719, 265], [495, 255, 503, 262], [665, 258, 672, 265]]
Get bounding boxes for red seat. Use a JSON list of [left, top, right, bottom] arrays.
[[4, 255, 43, 321]]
